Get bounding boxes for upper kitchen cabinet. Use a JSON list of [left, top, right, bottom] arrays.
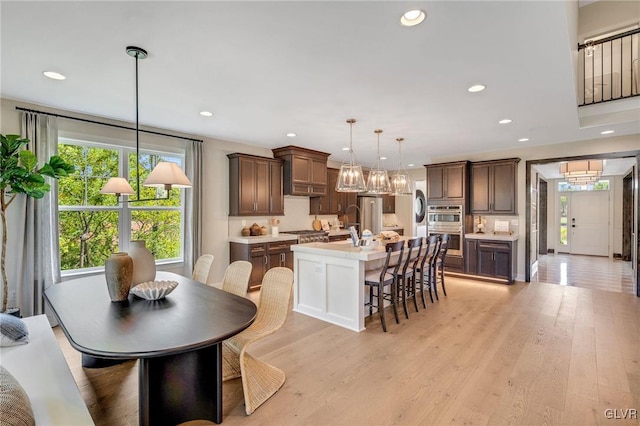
[[470, 158, 520, 215], [228, 153, 284, 216], [381, 194, 395, 213], [425, 161, 469, 206], [272, 146, 330, 196], [310, 168, 342, 214]]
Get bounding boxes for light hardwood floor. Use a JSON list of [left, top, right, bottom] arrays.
[[54, 276, 640, 425], [535, 253, 635, 295]]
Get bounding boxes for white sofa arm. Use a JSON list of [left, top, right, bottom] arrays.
[[0, 315, 94, 425]]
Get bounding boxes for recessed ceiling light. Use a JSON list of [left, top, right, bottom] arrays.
[[400, 9, 426, 27], [286, 132, 296, 138], [43, 71, 66, 80], [518, 138, 529, 142], [407, 164, 415, 167], [199, 111, 213, 117], [380, 156, 387, 160], [342, 147, 350, 151], [499, 119, 512, 124], [467, 84, 486, 93], [600, 130, 615, 135]]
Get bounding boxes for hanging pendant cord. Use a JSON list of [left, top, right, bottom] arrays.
[[135, 51, 141, 197]]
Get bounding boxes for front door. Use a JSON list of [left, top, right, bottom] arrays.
[[569, 191, 610, 256]]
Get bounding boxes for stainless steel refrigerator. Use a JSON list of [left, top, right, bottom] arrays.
[[359, 196, 383, 235]]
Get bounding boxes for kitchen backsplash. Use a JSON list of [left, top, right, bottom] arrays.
[[228, 196, 401, 236], [472, 215, 519, 235]]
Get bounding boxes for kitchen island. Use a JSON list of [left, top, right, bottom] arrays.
[[291, 239, 403, 332]]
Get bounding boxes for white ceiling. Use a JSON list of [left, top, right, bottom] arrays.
[[2, 1, 639, 168]]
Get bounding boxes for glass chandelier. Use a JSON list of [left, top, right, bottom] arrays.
[[335, 119, 367, 193], [100, 46, 191, 201], [366, 129, 391, 194], [390, 137, 412, 195]]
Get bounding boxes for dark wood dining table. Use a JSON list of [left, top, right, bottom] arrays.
[[44, 271, 257, 425]]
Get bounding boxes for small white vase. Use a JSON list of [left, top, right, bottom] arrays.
[[129, 240, 156, 285]]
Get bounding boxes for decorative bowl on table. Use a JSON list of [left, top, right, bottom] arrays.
[[131, 280, 179, 300]]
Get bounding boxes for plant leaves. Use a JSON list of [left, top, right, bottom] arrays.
[[19, 150, 38, 171]]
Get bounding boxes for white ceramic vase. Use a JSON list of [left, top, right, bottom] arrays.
[[129, 240, 156, 285]]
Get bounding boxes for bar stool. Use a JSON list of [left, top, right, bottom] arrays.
[[434, 234, 450, 298], [416, 235, 440, 306], [364, 241, 404, 332], [394, 237, 422, 318]]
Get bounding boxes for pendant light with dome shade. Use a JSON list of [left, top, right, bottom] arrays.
[[390, 137, 412, 195], [366, 129, 391, 194], [100, 46, 192, 202], [335, 119, 367, 193]]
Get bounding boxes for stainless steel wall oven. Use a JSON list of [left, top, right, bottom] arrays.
[[428, 205, 463, 256]]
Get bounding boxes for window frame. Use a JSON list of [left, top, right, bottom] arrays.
[[58, 137, 186, 277]]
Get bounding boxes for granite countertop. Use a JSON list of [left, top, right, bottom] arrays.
[[465, 233, 519, 242], [228, 234, 298, 244]]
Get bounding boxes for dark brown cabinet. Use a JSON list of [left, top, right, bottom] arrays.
[[230, 240, 294, 291], [381, 194, 395, 213], [425, 161, 469, 205], [272, 146, 330, 196], [228, 153, 283, 216], [470, 159, 519, 215], [310, 168, 360, 215], [465, 238, 516, 283]]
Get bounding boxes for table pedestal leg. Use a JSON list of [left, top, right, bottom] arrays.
[[138, 343, 223, 426]]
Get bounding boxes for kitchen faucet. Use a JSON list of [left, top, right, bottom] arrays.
[[344, 204, 361, 237]]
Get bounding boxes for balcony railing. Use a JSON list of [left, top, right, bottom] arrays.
[[578, 28, 639, 106]]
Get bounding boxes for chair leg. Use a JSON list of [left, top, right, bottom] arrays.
[[419, 270, 427, 308], [428, 266, 435, 303], [440, 266, 447, 296], [411, 274, 419, 312], [376, 285, 387, 332], [433, 265, 439, 301], [240, 350, 286, 415], [391, 281, 400, 324], [400, 277, 410, 319], [369, 284, 373, 316]]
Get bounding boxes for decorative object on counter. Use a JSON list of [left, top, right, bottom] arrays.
[[336, 119, 367, 193], [493, 220, 511, 235], [129, 240, 156, 285], [320, 219, 330, 231], [348, 225, 359, 247], [379, 230, 400, 242], [260, 226, 268, 235], [130, 280, 178, 300], [241, 227, 251, 237], [474, 216, 487, 234], [312, 215, 322, 231], [366, 129, 391, 194], [269, 218, 280, 236], [250, 223, 261, 236], [104, 252, 133, 302], [390, 137, 412, 195]]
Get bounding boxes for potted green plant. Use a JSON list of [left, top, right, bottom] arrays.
[[1, 134, 74, 314]]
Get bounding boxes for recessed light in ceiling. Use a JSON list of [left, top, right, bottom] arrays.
[[400, 9, 426, 27], [518, 138, 529, 142], [342, 147, 350, 151], [286, 132, 296, 138], [43, 71, 66, 80], [407, 163, 415, 167], [499, 119, 512, 124], [600, 130, 615, 135], [467, 84, 486, 93], [199, 111, 213, 117], [380, 156, 387, 160]]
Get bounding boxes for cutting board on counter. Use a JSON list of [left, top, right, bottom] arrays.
[[312, 216, 322, 231]]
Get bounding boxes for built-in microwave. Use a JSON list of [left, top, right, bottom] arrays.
[[427, 205, 463, 226]]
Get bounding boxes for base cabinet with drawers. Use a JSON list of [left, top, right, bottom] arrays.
[[465, 238, 517, 283], [230, 241, 294, 291]]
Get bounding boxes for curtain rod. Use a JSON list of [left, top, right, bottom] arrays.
[[15, 106, 203, 143]]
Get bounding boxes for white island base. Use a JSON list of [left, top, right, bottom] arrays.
[[291, 241, 397, 332]]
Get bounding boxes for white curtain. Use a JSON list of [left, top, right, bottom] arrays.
[[19, 112, 61, 319], [183, 140, 203, 275]]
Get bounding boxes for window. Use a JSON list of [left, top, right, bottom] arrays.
[[58, 139, 185, 273], [557, 179, 610, 192]]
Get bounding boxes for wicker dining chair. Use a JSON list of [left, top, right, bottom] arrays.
[[192, 254, 214, 283], [222, 267, 293, 415], [221, 260, 252, 297]]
